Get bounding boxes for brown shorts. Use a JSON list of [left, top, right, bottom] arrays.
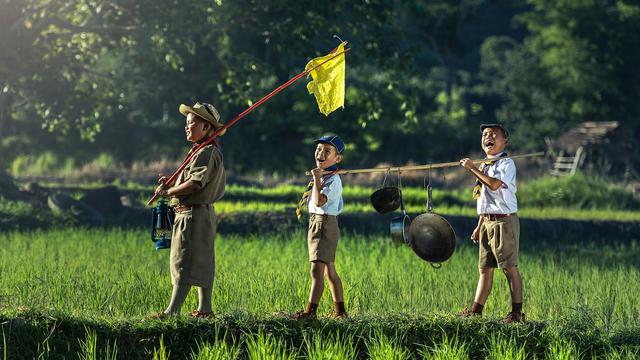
[[170, 206, 217, 287], [307, 213, 340, 263], [478, 215, 520, 269]]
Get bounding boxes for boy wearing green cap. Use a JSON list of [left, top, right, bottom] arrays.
[[293, 134, 347, 320], [154, 102, 226, 318], [459, 123, 524, 323]]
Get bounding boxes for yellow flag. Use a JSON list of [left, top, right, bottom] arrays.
[[305, 43, 346, 116]]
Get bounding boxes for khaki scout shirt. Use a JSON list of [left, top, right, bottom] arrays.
[[170, 144, 225, 206]]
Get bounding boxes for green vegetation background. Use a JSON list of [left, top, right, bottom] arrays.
[[1, 0, 639, 176]]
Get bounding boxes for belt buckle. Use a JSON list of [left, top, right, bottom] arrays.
[[175, 205, 190, 213]]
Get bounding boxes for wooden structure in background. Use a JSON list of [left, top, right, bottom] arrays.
[[547, 121, 637, 179]]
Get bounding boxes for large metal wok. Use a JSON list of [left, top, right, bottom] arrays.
[[408, 183, 456, 267]]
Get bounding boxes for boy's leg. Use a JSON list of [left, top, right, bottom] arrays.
[[499, 216, 523, 322], [471, 267, 494, 314], [309, 261, 326, 303], [294, 261, 325, 319], [467, 221, 496, 316], [164, 284, 191, 315], [324, 262, 344, 302], [196, 286, 213, 314], [324, 263, 347, 317], [502, 266, 523, 315]]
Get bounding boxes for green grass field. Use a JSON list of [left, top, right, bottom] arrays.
[[1, 228, 639, 358]]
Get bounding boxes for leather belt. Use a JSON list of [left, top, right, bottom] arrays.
[[482, 213, 516, 220], [174, 204, 209, 213]]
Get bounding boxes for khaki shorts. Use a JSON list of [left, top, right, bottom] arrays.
[[478, 215, 520, 269], [308, 213, 340, 263], [170, 206, 217, 287]]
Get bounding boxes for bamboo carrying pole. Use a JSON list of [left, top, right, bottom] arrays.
[[147, 43, 350, 205], [305, 152, 545, 176]]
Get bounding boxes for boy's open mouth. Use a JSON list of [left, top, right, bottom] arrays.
[[484, 140, 495, 149], [316, 158, 325, 164]]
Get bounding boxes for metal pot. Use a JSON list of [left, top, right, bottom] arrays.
[[408, 184, 456, 266], [389, 187, 411, 244], [390, 213, 411, 244], [371, 186, 402, 214]]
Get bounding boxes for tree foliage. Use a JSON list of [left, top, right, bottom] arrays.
[[1, 0, 638, 174]]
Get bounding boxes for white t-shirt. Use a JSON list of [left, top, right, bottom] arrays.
[[308, 174, 343, 216], [476, 155, 518, 214]]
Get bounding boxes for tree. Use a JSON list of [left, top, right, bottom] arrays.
[[480, 0, 640, 150]]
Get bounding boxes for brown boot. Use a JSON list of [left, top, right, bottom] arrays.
[[333, 301, 348, 319], [459, 302, 483, 318], [504, 311, 526, 323], [292, 311, 317, 320], [189, 310, 214, 319], [333, 311, 348, 319], [293, 302, 318, 320]]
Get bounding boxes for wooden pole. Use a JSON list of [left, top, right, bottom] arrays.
[[147, 43, 350, 205], [305, 152, 545, 176]]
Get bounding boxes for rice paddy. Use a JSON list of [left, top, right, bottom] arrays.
[[1, 227, 638, 358]]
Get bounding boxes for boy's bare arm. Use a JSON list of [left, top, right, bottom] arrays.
[[311, 168, 328, 206], [459, 159, 503, 191], [471, 215, 485, 243]]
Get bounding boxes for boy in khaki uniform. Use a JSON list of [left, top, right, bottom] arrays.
[[154, 102, 226, 318], [459, 124, 524, 323], [294, 134, 347, 320]]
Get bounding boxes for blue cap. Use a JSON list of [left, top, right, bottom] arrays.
[[480, 123, 510, 138], [314, 134, 345, 154]]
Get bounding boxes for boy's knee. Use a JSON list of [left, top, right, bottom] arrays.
[[310, 262, 325, 278], [324, 269, 339, 282], [323, 264, 336, 277], [310, 268, 322, 279], [478, 267, 493, 276], [502, 266, 518, 277]]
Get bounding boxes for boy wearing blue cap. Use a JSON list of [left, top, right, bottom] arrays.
[[294, 134, 347, 320], [459, 123, 524, 323]]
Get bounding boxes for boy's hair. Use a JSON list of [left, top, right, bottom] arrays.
[[480, 123, 509, 139]]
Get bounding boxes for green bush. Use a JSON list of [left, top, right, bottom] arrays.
[[89, 153, 117, 170], [519, 173, 640, 210], [10, 152, 61, 177], [10, 152, 77, 177]]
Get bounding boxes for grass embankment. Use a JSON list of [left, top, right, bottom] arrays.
[[1, 228, 639, 358], [20, 174, 640, 221], [175, 173, 640, 221], [28, 173, 640, 222]]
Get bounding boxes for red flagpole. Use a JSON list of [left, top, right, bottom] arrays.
[[147, 42, 350, 205]]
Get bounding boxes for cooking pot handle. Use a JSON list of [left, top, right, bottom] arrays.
[[398, 171, 407, 215], [430, 262, 442, 269], [424, 170, 433, 213], [381, 169, 389, 187]]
